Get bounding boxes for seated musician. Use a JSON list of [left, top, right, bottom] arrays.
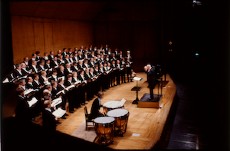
[[89, 91, 105, 120]]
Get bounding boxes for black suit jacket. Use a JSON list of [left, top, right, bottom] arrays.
[[51, 87, 59, 99], [26, 83, 34, 90], [15, 95, 31, 122], [13, 69, 23, 78], [32, 80, 41, 89], [90, 98, 102, 119], [42, 109, 56, 131], [147, 67, 157, 88], [50, 60, 59, 68]]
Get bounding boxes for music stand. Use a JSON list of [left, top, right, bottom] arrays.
[[131, 77, 143, 104]]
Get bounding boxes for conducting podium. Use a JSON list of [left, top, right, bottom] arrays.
[[131, 77, 143, 104]]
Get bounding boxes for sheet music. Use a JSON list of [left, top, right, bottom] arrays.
[[119, 98, 126, 106], [57, 90, 65, 95], [52, 108, 66, 118], [44, 81, 51, 85], [24, 89, 34, 95], [58, 76, 65, 80], [133, 77, 142, 81], [66, 85, 75, 91], [2, 78, 9, 83], [28, 97, 38, 107], [51, 98, 62, 107], [73, 81, 81, 85], [106, 70, 111, 74]]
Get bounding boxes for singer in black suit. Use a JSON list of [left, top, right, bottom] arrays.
[[15, 87, 32, 125], [42, 100, 57, 139]]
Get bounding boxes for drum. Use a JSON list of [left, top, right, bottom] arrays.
[[103, 100, 124, 113], [107, 108, 129, 136], [93, 116, 115, 145]]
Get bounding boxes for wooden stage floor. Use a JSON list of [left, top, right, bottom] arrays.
[[55, 72, 176, 150]]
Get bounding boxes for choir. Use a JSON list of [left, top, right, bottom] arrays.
[[4, 45, 135, 128]]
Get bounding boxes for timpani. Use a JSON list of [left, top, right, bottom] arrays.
[[93, 116, 115, 145], [103, 100, 124, 113], [107, 108, 129, 136]]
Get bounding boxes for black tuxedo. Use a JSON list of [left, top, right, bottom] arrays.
[[64, 58, 71, 64], [30, 65, 38, 73], [57, 84, 65, 92], [147, 67, 158, 99], [51, 87, 59, 99], [42, 108, 56, 132], [78, 75, 85, 82], [88, 62, 94, 68], [48, 54, 54, 61], [57, 70, 65, 78], [15, 95, 31, 124], [64, 68, 72, 76], [72, 56, 78, 62], [13, 69, 23, 78], [77, 64, 84, 71], [44, 64, 51, 70], [39, 76, 47, 86], [78, 55, 84, 60], [26, 82, 34, 90], [71, 66, 78, 72], [57, 84, 67, 109], [21, 68, 30, 75], [89, 97, 103, 120], [50, 60, 59, 68], [84, 73, 91, 81], [49, 75, 58, 82], [64, 80, 72, 87], [32, 80, 41, 89], [37, 65, 45, 72]]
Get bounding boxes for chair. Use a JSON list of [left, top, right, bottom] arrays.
[[84, 106, 94, 130]]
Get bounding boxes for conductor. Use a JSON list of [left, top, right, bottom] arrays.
[[144, 64, 157, 100]]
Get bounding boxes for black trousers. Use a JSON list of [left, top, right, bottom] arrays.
[[149, 86, 154, 99]]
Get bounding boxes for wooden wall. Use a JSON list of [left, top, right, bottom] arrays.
[[93, 20, 162, 72], [11, 16, 93, 64]]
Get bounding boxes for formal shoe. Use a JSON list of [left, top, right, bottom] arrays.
[[56, 121, 61, 124], [61, 116, 66, 119], [132, 100, 138, 104]]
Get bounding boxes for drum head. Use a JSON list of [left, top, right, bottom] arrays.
[[107, 108, 129, 117], [94, 116, 115, 124]]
